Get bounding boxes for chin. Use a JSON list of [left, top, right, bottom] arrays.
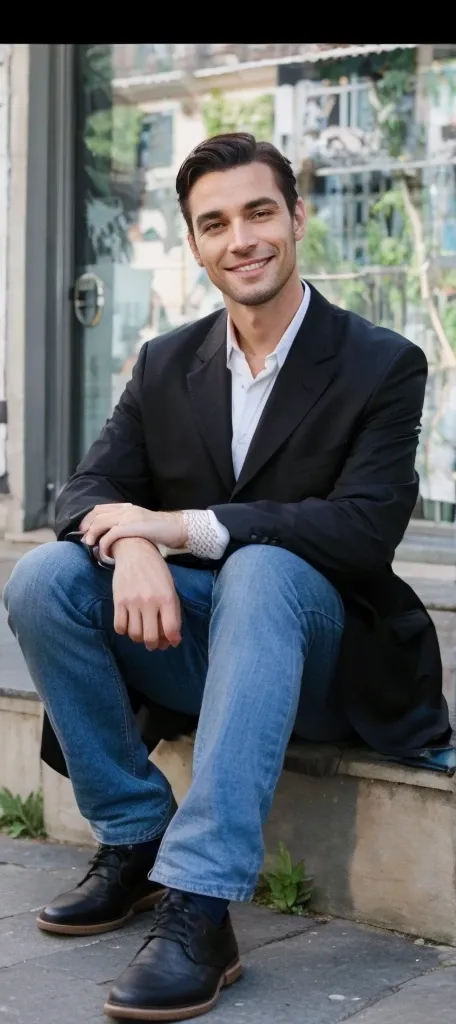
[[230, 281, 283, 307]]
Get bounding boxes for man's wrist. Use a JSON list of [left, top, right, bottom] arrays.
[[167, 511, 188, 548], [111, 537, 158, 557]]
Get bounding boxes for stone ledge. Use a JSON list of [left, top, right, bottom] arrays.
[[0, 685, 39, 702], [284, 740, 456, 791]]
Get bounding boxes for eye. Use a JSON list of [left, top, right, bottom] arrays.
[[204, 222, 223, 233], [252, 209, 271, 220]]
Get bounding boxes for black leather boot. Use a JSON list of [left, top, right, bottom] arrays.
[[37, 844, 165, 936], [104, 889, 242, 1021]]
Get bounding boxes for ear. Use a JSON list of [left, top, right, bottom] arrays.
[[293, 198, 307, 243], [187, 231, 204, 267]]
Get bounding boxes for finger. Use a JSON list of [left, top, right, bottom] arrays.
[[99, 526, 122, 559], [127, 607, 144, 645], [113, 600, 128, 636], [84, 512, 123, 547], [156, 623, 170, 652], [80, 503, 130, 532], [80, 511, 96, 532], [159, 597, 182, 647], [141, 602, 161, 651]]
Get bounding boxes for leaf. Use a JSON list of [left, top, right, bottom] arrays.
[[285, 883, 298, 908], [8, 823, 26, 838], [277, 842, 292, 876], [272, 898, 289, 913], [269, 877, 286, 900], [291, 863, 304, 884]]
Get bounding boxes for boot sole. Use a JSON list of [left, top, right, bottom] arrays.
[[103, 959, 243, 1021], [36, 889, 166, 936]]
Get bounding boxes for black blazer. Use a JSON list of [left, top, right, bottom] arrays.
[[45, 285, 450, 775]]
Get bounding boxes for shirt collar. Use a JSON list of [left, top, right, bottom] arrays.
[[226, 280, 310, 370]]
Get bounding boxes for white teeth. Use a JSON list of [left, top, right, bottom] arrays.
[[235, 259, 268, 273]]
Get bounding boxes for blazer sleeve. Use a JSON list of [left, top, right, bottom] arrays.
[[210, 343, 427, 576], [55, 343, 154, 540]]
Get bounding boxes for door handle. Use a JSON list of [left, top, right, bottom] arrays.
[[73, 272, 105, 327]]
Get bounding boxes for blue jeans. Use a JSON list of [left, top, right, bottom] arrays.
[[3, 540, 348, 901]]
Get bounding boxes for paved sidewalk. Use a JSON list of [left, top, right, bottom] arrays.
[[0, 836, 456, 1024]]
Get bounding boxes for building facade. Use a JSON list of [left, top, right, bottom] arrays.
[[1, 43, 456, 536]]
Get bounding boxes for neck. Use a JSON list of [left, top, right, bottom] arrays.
[[225, 271, 304, 360]]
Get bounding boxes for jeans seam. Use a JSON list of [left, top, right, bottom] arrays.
[[100, 631, 137, 776], [300, 608, 344, 632]]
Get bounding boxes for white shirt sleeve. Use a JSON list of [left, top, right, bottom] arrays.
[[182, 509, 230, 559]]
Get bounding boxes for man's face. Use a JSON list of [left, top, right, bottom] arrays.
[[187, 162, 306, 307]]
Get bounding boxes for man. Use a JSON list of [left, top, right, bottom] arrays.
[[3, 132, 451, 1021]]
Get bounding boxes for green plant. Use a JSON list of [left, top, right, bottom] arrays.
[[297, 213, 339, 275], [254, 842, 313, 916], [0, 788, 46, 839]]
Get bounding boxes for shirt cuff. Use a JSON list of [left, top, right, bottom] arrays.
[[180, 509, 230, 560]]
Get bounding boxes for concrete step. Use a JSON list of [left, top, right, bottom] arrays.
[[395, 541, 456, 565]]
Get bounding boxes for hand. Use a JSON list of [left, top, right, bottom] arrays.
[[80, 504, 188, 555], [112, 538, 182, 651]]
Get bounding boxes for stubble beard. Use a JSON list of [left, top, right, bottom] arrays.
[[222, 253, 296, 308]]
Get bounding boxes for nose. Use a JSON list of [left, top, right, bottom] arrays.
[[227, 219, 257, 253]]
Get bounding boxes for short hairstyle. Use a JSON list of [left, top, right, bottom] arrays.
[[176, 132, 299, 232]]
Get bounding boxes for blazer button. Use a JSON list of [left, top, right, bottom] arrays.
[[250, 533, 259, 541]]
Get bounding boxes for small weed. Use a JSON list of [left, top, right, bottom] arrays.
[[0, 788, 47, 839], [254, 841, 313, 916]]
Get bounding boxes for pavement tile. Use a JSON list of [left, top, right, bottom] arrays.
[[349, 965, 456, 1023], [0, 865, 89, 919], [0, 908, 155, 970], [0, 837, 91, 873], [0, 962, 104, 1024], [202, 919, 442, 1024]]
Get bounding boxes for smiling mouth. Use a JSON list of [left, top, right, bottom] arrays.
[[228, 257, 273, 274]]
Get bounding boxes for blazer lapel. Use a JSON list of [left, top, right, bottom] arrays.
[[232, 286, 338, 496], [187, 311, 236, 494]]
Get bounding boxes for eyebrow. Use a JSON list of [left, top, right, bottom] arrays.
[[195, 196, 280, 231]]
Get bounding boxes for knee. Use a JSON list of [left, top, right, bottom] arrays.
[[217, 544, 342, 619], [221, 543, 311, 591], [3, 541, 91, 627], [216, 543, 300, 606]]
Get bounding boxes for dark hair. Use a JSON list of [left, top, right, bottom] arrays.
[[176, 132, 299, 233]]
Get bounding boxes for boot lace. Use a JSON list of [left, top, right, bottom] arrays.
[[137, 891, 192, 956], [77, 844, 127, 886]]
